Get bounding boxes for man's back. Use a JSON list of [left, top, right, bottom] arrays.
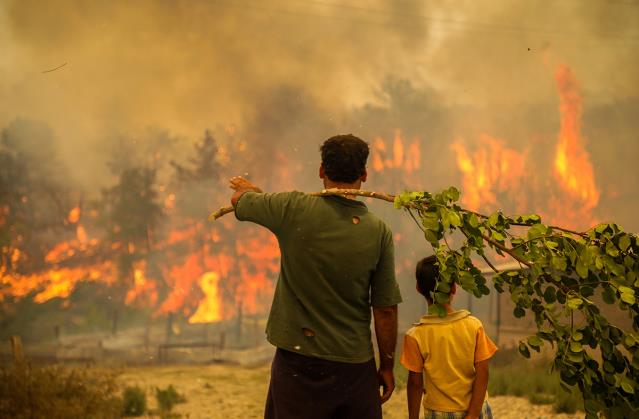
[[235, 190, 400, 363]]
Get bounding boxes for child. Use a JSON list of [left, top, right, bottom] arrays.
[[400, 255, 498, 419]]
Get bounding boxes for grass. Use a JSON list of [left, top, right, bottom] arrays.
[[0, 363, 122, 418], [488, 348, 583, 414]]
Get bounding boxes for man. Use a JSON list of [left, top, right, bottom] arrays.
[[230, 134, 402, 419]]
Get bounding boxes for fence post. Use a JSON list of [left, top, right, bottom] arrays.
[[10, 335, 24, 364]]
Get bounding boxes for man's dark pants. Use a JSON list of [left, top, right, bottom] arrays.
[[265, 348, 382, 419]]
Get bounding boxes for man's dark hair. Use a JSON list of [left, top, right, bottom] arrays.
[[416, 255, 439, 302], [320, 134, 369, 183]]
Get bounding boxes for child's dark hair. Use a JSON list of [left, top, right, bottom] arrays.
[[416, 255, 439, 302]]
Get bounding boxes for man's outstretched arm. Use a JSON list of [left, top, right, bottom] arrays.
[[373, 304, 398, 404]]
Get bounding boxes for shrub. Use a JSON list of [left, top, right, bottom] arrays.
[[155, 384, 185, 412], [529, 393, 555, 405], [0, 363, 122, 418], [554, 388, 581, 414], [122, 386, 147, 416]]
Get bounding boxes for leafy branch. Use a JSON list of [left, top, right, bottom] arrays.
[[393, 187, 639, 418]]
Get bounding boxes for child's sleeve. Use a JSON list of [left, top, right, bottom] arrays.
[[400, 334, 424, 373], [474, 325, 498, 364]]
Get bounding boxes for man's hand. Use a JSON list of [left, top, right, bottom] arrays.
[[373, 305, 397, 404], [230, 176, 262, 193], [378, 366, 395, 404], [229, 176, 262, 206]]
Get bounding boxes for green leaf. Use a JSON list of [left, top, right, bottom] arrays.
[[567, 351, 583, 362], [467, 213, 479, 228], [606, 241, 620, 257], [570, 341, 583, 352], [580, 286, 594, 298], [528, 335, 543, 348], [567, 297, 583, 310], [435, 292, 449, 304], [422, 212, 440, 231], [528, 224, 548, 240], [543, 286, 556, 304], [433, 304, 447, 317], [575, 260, 588, 279], [602, 287, 616, 304], [448, 211, 462, 228], [446, 187, 460, 202], [518, 342, 531, 358], [552, 256, 567, 271], [424, 229, 439, 245], [618, 285, 634, 295], [604, 360, 615, 373], [514, 307, 525, 318], [621, 292, 635, 305], [572, 331, 584, 341], [619, 235, 631, 252], [620, 377, 635, 394], [436, 281, 451, 293]]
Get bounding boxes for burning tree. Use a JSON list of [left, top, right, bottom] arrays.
[[100, 167, 163, 334]]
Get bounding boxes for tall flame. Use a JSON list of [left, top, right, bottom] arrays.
[[451, 135, 527, 212], [553, 65, 600, 215], [451, 64, 600, 228], [371, 130, 421, 173], [188, 272, 222, 323]]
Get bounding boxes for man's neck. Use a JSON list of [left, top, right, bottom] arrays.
[[323, 179, 361, 190]]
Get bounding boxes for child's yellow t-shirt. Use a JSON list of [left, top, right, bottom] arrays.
[[400, 310, 498, 412]]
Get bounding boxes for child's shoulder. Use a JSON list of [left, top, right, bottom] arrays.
[[406, 311, 485, 334], [466, 314, 485, 327]]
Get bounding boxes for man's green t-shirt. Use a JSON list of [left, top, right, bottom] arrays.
[[235, 191, 402, 363]]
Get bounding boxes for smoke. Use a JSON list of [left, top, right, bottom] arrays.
[[1, 0, 638, 220]]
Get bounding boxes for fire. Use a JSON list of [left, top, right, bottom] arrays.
[[67, 206, 81, 224], [552, 65, 600, 219], [451, 135, 527, 212], [125, 261, 159, 307], [188, 272, 222, 323], [451, 64, 600, 228], [1, 263, 114, 303], [371, 130, 421, 173]]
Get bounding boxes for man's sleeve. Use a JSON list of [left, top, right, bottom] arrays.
[[400, 334, 424, 373], [234, 191, 297, 234], [370, 227, 402, 307], [474, 325, 498, 364]]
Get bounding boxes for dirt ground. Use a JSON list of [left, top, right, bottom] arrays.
[[119, 364, 583, 419]]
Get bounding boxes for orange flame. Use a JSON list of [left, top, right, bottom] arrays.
[[1, 262, 115, 303], [451, 135, 527, 212], [553, 65, 600, 219], [188, 272, 222, 323], [451, 64, 600, 229], [67, 206, 81, 224], [371, 130, 421, 173], [125, 261, 159, 307]]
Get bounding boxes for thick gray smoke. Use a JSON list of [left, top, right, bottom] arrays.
[[1, 0, 638, 227]]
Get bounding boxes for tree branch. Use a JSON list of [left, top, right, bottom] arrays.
[[208, 188, 397, 221]]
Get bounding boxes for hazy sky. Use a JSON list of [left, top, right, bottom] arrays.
[[1, 0, 638, 190]]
